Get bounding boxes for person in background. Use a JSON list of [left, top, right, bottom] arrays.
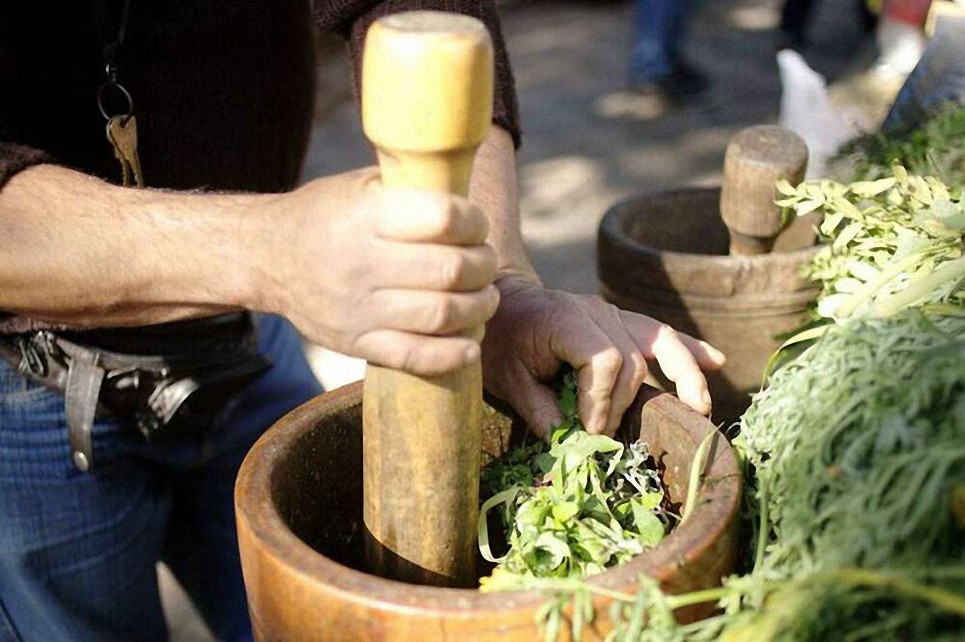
[[776, 0, 934, 76], [777, 0, 878, 51], [0, 2, 724, 640], [873, 0, 934, 76], [628, 0, 710, 101]]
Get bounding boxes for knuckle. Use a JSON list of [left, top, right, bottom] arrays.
[[435, 198, 461, 236], [629, 352, 649, 386], [440, 252, 468, 289], [389, 339, 426, 374], [655, 323, 678, 343], [426, 298, 455, 334], [357, 332, 419, 373], [588, 349, 624, 398], [599, 347, 624, 375], [398, 346, 419, 372]]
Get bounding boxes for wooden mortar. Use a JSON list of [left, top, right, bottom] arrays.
[[235, 382, 742, 641]]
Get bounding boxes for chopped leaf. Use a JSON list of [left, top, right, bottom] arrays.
[[479, 371, 674, 584]]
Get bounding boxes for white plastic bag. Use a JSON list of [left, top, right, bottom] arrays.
[[777, 50, 859, 179]]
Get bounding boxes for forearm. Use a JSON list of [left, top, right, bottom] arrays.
[[0, 164, 266, 327], [469, 126, 541, 288], [0, 162, 499, 375]]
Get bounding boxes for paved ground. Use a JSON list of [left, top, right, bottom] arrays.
[[163, 0, 894, 638]]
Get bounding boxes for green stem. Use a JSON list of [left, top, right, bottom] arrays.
[[821, 567, 965, 616], [754, 484, 770, 571], [580, 585, 639, 603], [681, 429, 717, 525], [665, 587, 730, 610]]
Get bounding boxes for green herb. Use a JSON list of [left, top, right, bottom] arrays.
[[478, 371, 674, 584], [828, 104, 965, 186], [775, 164, 964, 323], [734, 310, 965, 634]]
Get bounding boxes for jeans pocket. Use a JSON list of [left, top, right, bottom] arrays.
[[0, 361, 53, 410]]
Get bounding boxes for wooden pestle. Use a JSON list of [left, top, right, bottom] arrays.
[[360, 11, 493, 587], [720, 125, 809, 256]]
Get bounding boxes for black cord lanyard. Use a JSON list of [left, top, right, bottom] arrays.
[[91, 0, 144, 188], [91, 0, 133, 121]]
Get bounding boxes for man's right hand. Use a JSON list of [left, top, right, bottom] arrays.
[[249, 168, 499, 376]]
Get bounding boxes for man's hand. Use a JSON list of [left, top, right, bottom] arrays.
[[253, 168, 499, 376], [0, 164, 496, 378], [481, 276, 726, 438]]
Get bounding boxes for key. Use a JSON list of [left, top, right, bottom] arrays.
[[106, 115, 144, 187], [105, 116, 130, 187]]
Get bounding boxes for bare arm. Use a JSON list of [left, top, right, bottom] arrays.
[[0, 164, 257, 326], [0, 163, 498, 375], [469, 126, 539, 286]]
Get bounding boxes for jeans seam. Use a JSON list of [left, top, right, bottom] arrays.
[[0, 595, 23, 642]]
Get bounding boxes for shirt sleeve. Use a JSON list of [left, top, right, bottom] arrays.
[[0, 142, 52, 190], [313, 0, 522, 148]]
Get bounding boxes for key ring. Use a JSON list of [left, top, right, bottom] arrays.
[[97, 80, 133, 121]]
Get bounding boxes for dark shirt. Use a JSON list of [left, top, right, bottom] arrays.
[[0, 0, 520, 333]]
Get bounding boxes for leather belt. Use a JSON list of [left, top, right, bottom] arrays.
[[0, 315, 270, 473]]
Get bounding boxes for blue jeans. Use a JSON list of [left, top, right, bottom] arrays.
[[630, 0, 698, 83], [0, 315, 323, 642]]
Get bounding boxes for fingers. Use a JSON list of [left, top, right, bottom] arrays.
[[369, 185, 497, 296], [372, 187, 489, 246], [480, 284, 729, 447], [582, 303, 649, 436], [675, 333, 727, 370], [549, 301, 645, 436], [364, 286, 500, 336], [498, 370, 563, 442], [354, 330, 484, 376], [355, 187, 498, 375], [620, 310, 723, 416], [373, 242, 497, 292]]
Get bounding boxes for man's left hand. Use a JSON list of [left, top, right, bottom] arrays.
[[481, 276, 726, 438]]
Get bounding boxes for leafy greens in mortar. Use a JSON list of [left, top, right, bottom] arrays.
[[477, 371, 675, 587]]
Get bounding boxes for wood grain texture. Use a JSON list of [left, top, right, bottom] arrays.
[[719, 125, 808, 255], [361, 11, 494, 587], [235, 383, 742, 640]]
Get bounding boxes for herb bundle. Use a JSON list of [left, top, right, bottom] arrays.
[[828, 105, 965, 186], [728, 309, 965, 640], [775, 164, 964, 323], [477, 373, 674, 585]]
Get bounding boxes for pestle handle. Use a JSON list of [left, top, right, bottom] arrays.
[[360, 11, 493, 587], [719, 125, 808, 256]]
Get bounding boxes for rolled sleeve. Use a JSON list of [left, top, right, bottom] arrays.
[[0, 142, 52, 190]]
